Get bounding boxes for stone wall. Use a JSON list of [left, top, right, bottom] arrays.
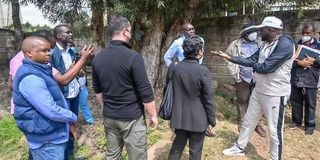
[[0, 29, 16, 69], [198, 9, 320, 84]]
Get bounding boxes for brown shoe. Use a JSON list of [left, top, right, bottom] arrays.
[[255, 125, 266, 138]]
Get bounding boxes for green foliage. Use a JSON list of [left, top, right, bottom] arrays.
[[120, 154, 129, 160], [94, 124, 107, 151], [106, 0, 198, 29], [297, 9, 306, 19], [70, 20, 92, 39], [215, 89, 234, 103], [0, 116, 28, 159], [0, 116, 23, 145], [22, 0, 90, 24], [214, 89, 236, 121], [147, 130, 162, 146], [4, 22, 52, 32], [316, 116, 320, 125]]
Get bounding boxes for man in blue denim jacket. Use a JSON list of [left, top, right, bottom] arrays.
[[13, 36, 77, 160], [50, 25, 80, 158]]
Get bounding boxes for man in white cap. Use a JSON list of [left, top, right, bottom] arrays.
[[224, 22, 266, 137], [213, 16, 295, 160]]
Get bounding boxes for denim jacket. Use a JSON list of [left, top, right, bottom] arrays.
[[50, 45, 76, 96]]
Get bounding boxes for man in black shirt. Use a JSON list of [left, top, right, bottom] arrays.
[[92, 15, 158, 160]]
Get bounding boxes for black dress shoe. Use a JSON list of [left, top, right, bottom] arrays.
[[288, 122, 301, 129], [305, 127, 314, 135]]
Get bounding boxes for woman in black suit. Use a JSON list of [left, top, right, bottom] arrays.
[[168, 35, 216, 160]]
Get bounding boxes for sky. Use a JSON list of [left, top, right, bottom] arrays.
[[1, 3, 56, 28], [20, 4, 56, 27]]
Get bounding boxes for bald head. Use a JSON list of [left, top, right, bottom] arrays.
[[21, 36, 51, 64], [22, 37, 48, 53], [182, 23, 195, 37]]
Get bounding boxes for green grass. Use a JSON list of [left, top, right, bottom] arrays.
[[214, 89, 234, 103], [0, 116, 28, 160], [316, 116, 320, 126], [92, 123, 107, 152]]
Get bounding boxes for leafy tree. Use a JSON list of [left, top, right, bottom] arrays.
[[5, 22, 52, 32], [8, 0, 23, 50], [70, 20, 92, 40]]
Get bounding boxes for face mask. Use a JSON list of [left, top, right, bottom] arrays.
[[247, 32, 257, 41], [196, 49, 204, 62], [301, 35, 312, 43]]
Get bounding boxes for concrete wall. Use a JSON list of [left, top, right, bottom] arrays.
[[0, 29, 98, 69], [198, 9, 320, 84], [0, 29, 16, 68]]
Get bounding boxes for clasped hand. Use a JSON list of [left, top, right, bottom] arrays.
[[295, 55, 315, 69]]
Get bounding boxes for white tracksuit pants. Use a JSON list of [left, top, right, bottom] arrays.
[[236, 89, 288, 160]]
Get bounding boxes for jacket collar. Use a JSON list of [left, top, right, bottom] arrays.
[[55, 42, 70, 52], [110, 40, 131, 49], [183, 58, 199, 63], [22, 59, 52, 76], [298, 37, 320, 48]]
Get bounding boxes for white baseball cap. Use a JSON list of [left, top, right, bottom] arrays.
[[254, 16, 283, 29]]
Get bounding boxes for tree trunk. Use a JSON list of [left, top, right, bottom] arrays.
[[154, 19, 185, 90], [91, 0, 106, 48], [11, 0, 23, 50], [140, 14, 164, 88], [153, 0, 200, 90]]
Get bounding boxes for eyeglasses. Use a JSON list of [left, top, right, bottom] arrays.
[[186, 27, 195, 31]]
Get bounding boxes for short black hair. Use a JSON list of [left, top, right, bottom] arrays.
[[108, 15, 130, 37], [183, 35, 204, 59], [53, 24, 69, 37]]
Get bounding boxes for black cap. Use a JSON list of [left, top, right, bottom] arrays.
[[240, 21, 257, 36]]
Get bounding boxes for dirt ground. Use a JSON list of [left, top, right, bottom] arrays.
[[148, 95, 320, 160]]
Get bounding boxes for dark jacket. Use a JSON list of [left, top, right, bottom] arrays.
[[169, 59, 216, 132], [291, 38, 320, 88], [50, 45, 76, 96], [13, 59, 68, 143]]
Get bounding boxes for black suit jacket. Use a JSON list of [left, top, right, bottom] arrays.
[[169, 59, 216, 132]]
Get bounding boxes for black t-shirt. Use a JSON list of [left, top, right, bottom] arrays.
[[92, 40, 154, 121]]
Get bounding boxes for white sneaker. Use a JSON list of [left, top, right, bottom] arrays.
[[223, 145, 245, 156]]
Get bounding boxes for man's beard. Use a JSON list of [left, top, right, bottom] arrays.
[[261, 34, 269, 41]]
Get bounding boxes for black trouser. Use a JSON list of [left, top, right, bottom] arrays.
[[290, 86, 317, 129], [168, 129, 205, 160]]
